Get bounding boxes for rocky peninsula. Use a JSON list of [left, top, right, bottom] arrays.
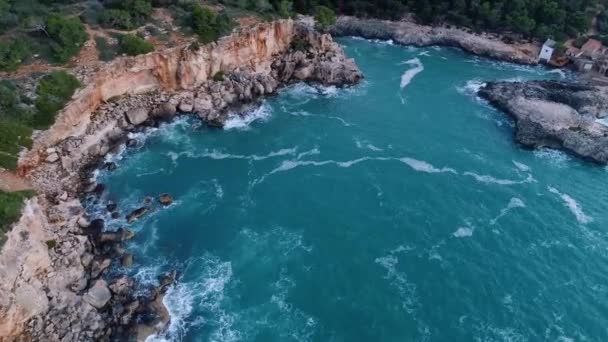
[[479, 80, 608, 164], [0, 19, 361, 341], [332, 16, 539, 65]]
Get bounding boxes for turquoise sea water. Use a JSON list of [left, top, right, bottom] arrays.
[[95, 38, 608, 341]]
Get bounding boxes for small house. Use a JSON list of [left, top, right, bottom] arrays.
[[539, 39, 556, 62], [580, 39, 603, 58]]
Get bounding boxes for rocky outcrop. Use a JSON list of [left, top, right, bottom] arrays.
[[1, 18, 362, 342], [479, 80, 608, 163], [332, 16, 539, 65]]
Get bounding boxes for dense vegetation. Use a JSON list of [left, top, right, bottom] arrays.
[[290, 0, 608, 40], [0, 190, 35, 246], [0, 72, 79, 169], [119, 34, 154, 56]]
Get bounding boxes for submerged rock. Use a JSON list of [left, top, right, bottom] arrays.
[[126, 207, 149, 223], [158, 194, 173, 206], [478, 80, 608, 164]]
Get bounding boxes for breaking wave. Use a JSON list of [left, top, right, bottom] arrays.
[[223, 103, 273, 130], [548, 186, 593, 224], [400, 58, 424, 89], [146, 255, 235, 342]]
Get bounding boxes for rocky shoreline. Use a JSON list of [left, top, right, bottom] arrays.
[[0, 19, 361, 341], [479, 80, 608, 164], [332, 16, 540, 65]]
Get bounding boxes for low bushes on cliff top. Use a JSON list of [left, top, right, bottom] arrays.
[[0, 190, 35, 247], [180, 3, 234, 44], [33, 71, 81, 129], [119, 34, 154, 56], [46, 14, 88, 64]]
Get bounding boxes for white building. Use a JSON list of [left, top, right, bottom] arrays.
[[539, 39, 556, 63]]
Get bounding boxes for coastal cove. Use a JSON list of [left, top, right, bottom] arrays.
[[95, 38, 608, 341]]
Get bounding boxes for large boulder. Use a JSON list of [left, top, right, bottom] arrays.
[[84, 280, 112, 309], [151, 102, 177, 121], [125, 107, 149, 125]]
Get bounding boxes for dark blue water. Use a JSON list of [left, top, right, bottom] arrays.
[[96, 38, 608, 342]]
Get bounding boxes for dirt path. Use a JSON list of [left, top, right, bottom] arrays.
[[0, 171, 33, 192]]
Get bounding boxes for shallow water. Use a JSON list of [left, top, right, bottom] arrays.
[[95, 38, 608, 342]]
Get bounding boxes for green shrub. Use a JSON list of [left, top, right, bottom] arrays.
[[291, 37, 310, 52], [0, 190, 35, 247], [33, 71, 80, 129], [0, 39, 31, 72], [188, 4, 234, 43], [100, 0, 152, 29], [119, 34, 154, 56], [95, 36, 118, 62], [0, 119, 33, 169], [314, 5, 335, 32], [46, 14, 88, 64], [98, 9, 133, 30], [45, 239, 57, 249], [573, 36, 587, 48], [213, 71, 224, 81]]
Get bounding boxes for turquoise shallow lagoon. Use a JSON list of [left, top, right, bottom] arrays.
[[95, 38, 608, 341]]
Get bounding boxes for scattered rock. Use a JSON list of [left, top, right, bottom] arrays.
[[77, 216, 90, 228], [84, 280, 112, 309], [45, 153, 60, 163], [125, 107, 150, 125], [126, 207, 149, 223], [151, 102, 177, 121]]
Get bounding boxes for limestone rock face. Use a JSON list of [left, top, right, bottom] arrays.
[[84, 280, 112, 309], [479, 80, 608, 164], [332, 16, 539, 65], [125, 107, 149, 125]]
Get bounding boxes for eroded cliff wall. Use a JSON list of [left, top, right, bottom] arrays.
[[19, 20, 296, 175]]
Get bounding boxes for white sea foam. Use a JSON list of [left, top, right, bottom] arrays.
[[418, 51, 431, 57], [547, 69, 566, 78], [490, 198, 526, 225], [534, 148, 570, 167], [374, 254, 418, 313], [457, 80, 486, 97], [297, 148, 320, 159], [463, 171, 533, 185], [355, 139, 383, 152], [400, 58, 424, 89], [453, 226, 474, 238], [548, 186, 593, 224], [399, 158, 457, 174], [223, 103, 272, 130], [512, 160, 531, 172]]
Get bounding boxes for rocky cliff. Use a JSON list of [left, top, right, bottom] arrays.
[[332, 16, 539, 65], [479, 81, 608, 163], [0, 19, 361, 341]]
